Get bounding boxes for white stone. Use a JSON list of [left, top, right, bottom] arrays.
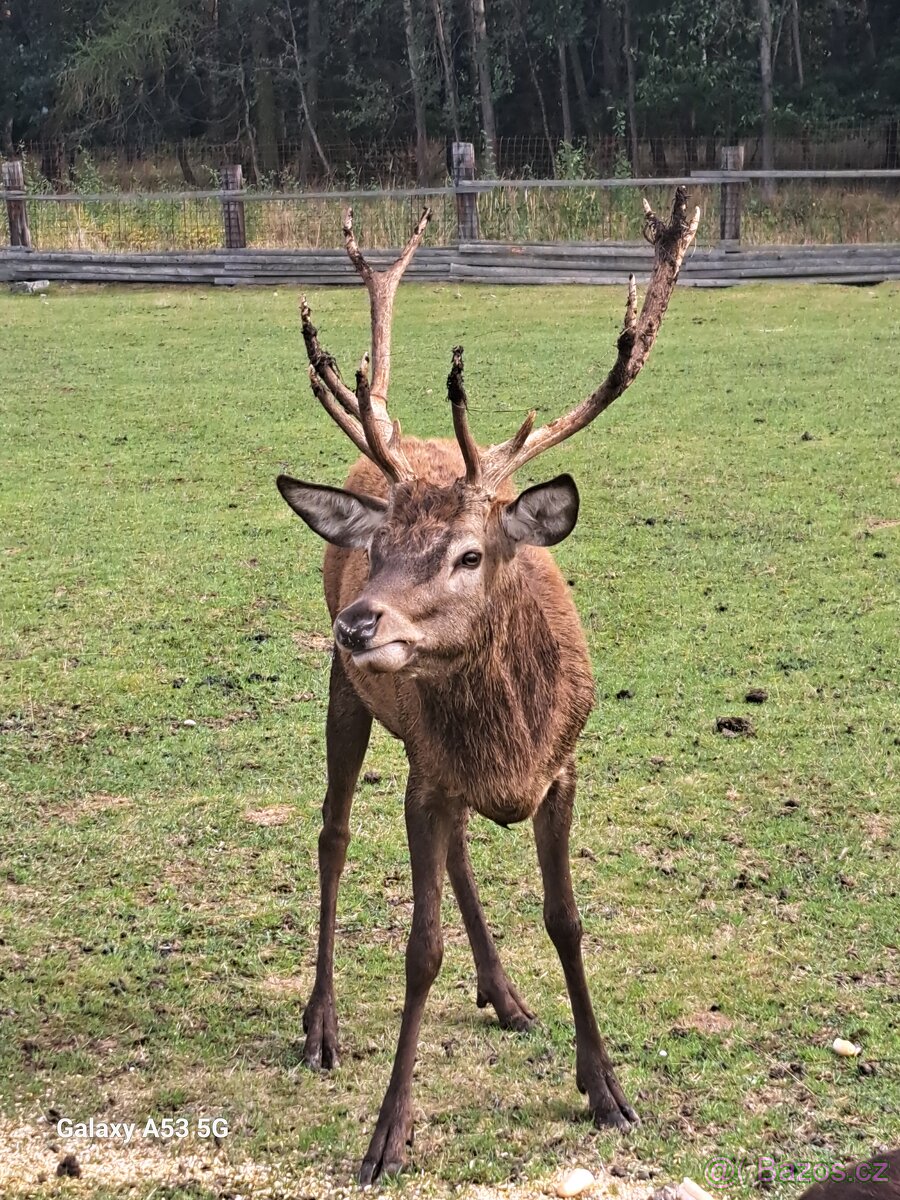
[[678, 1177, 716, 1200], [832, 1037, 860, 1057], [556, 1167, 595, 1197]]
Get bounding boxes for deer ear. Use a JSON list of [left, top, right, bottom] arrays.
[[277, 476, 388, 549], [500, 474, 580, 547]]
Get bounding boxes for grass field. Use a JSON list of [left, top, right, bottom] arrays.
[[1, 281, 898, 1200]]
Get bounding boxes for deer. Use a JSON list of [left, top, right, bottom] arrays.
[[796, 1150, 900, 1200], [276, 188, 699, 1184]]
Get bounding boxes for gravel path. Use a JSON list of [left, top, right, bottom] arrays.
[[0, 1115, 660, 1200]]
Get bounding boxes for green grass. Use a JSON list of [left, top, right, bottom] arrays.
[[0, 282, 898, 1198]]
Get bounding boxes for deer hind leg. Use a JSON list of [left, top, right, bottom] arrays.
[[447, 815, 535, 1031], [303, 652, 372, 1071], [359, 791, 454, 1184], [533, 762, 639, 1131]]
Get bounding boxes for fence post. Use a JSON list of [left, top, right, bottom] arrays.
[[3, 160, 33, 249], [221, 164, 246, 250], [452, 142, 480, 243], [719, 145, 744, 245]]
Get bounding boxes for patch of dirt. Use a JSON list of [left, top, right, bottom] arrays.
[[673, 1009, 734, 1036], [864, 517, 900, 531], [258, 974, 308, 996], [0, 1114, 293, 1198], [1, 704, 102, 751], [291, 630, 334, 654], [0, 1113, 662, 1200], [862, 812, 895, 843], [243, 804, 295, 826], [742, 1083, 788, 1115], [59, 793, 133, 822]]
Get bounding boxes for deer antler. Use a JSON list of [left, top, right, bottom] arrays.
[[478, 187, 700, 492], [300, 206, 433, 483], [446, 346, 482, 487]]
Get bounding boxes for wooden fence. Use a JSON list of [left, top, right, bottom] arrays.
[[4, 144, 900, 287], [4, 242, 900, 288]]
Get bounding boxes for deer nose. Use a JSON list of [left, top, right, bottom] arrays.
[[334, 603, 381, 652]]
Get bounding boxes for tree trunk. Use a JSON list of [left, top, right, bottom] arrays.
[[238, 60, 261, 185], [403, 0, 430, 186], [300, 0, 324, 183], [2, 115, 14, 159], [208, 0, 228, 145], [567, 37, 593, 134], [600, 0, 619, 100], [884, 119, 899, 170], [470, 0, 498, 171], [520, 18, 555, 173], [649, 136, 668, 173], [829, 0, 846, 69], [252, 0, 278, 175], [177, 140, 199, 186], [622, 0, 639, 175], [432, 0, 461, 141], [558, 40, 573, 142], [789, 0, 804, 88], [757, 0, 776, 201], [284, 0, 330, 182], [41, 139, 69, 191], [859, 0, 876, 67]]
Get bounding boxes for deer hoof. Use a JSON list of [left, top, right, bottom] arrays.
[[302, 996, 340, 1071], [579, 1066, 640, 1131], [476, 976, 536, 1032], [358, 1101, 414, 1185], [591, 1099, 640, 1131]]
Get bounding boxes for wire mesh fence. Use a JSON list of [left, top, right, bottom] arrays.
[[4, 174, 900, 253]]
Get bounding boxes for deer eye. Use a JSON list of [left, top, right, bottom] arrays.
[[458, 550, 482, 569]]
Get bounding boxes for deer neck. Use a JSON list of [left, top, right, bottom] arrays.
[[408, 562, 562, 766]]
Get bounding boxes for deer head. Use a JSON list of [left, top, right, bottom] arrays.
[[278, 191, 700, 675]]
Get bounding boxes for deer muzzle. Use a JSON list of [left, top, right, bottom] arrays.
[[333, 599, 418, 674]]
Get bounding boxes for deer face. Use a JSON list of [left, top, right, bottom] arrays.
[[277, 474, 579, 674]]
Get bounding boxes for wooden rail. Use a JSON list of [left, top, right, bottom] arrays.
[[3, 242, 900, 288]]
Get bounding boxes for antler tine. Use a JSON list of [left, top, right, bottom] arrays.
[[334, 205, 431, 482], [343, 204, 432, 406], [307, 366, 376, 465], [352, 355, 408, 481], [300, 297, 360, 418], [343, 206, 432, 408], [300, 296, 411, 481], [356, 351, 370, 395], [480, 187, 700, 492], [446, 346, 482, 486]]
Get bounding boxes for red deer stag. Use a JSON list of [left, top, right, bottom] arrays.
[[277, 188, 699, 1183]]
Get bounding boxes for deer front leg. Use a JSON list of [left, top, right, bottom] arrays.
[[303, 653, 372, 1071], [533, 762, 639, 1131], [359, 793, 454, 1184], [447, 815, 535, 1031]]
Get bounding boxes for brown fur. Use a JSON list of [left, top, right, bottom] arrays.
[[325, 438, 594, 822], [797, 1151, 900, 1200]]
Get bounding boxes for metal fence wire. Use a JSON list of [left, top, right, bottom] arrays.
[[4, 173, 900, 253]]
